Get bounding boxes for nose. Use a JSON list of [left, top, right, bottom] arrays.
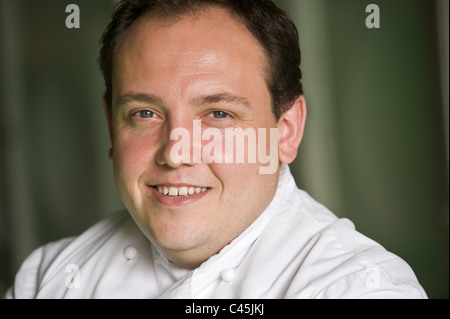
[[155, 119, 202, 168]]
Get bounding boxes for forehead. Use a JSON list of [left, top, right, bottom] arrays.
[[120, 6, 264, 52], [114, 7, 269, 86]]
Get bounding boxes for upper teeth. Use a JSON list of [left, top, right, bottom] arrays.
[[156, 186, 208, 197]]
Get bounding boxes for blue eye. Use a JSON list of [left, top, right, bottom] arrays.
[[212, 111, 229, 119], [137, 110, 154, 118]]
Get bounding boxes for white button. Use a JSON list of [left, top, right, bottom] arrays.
[[123, 246, 137, 260], [221, 269, 235, 283]]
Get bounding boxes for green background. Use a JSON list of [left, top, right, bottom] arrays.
[[0, 0, 448, 298]]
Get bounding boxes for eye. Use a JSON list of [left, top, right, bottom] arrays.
[[135, 110, 155, 119], [212, 111, 229, 119]]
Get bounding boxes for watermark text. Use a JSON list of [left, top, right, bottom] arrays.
[[170, 120, 279, 175]]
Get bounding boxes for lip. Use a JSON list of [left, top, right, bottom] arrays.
[[147, 185, 210, 208]]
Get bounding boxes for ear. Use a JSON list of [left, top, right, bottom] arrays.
[[277, 95, 307, 164], [103, 96, 114, 160]]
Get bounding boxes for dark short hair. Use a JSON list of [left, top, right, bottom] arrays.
[[99, 0, 303, 120]]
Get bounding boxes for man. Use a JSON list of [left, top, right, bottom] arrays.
[[6, 0, 426, 298]]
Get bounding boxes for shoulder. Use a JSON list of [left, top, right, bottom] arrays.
[[248, 188, 427, 298], [4, 237, 74, 299], [42, 210, 133, 272], [5, 211, 134, 299], [291, 216, 427, 298]]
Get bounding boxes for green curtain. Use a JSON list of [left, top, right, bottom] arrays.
[[277, 0, 448, 298], [0, 0, 448, 298]]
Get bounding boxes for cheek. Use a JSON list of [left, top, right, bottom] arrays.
[[208, 161, 278, 228], [113, 131, 155, 180], [209, 162, 260, 199]]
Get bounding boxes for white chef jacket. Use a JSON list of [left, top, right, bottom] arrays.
[[5, 165, 427, 299]]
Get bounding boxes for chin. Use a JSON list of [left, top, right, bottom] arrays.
[[143, 213, 211, 252]]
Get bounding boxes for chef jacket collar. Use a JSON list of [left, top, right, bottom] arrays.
[[151, 164, 296, 279]]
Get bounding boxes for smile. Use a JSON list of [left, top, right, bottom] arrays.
[[154, 186, 209, 197]]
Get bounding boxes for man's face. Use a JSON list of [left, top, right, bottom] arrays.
[[108, 8, 281, 268]]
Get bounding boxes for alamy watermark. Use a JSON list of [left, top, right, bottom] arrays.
[[365, 265, 381, 289], [366, 4, 381, 29], [66, 3, 381, 30], [65, 4, 80, 29], [65, 264, 80, 289], [170, 120, 279, 175]]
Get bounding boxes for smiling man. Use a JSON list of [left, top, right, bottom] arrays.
[[106, 2, 296, 270], [6, 0, 427, 299]]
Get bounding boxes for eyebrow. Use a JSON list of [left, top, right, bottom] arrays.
[[116, 93, 164, 108], [115, 92, 252, 109], [192, 93, 252, 109]]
